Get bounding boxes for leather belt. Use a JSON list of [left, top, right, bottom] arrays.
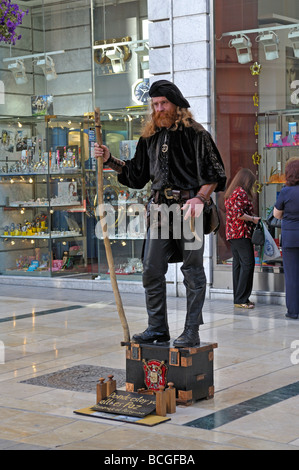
[[151, 188, 196, 203]]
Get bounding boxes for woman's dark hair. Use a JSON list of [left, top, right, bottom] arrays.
[[285, 158, 299, 186], [224, 168, 256, 200]]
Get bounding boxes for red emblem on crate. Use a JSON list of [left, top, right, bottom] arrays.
[[142, 359, 167, 391]]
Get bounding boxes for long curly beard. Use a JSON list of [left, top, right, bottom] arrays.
[[153, 109, 177, 128]]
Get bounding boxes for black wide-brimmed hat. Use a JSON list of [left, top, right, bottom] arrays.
[[149, 80, 190, 108]]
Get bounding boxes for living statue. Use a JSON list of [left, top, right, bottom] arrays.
[[95, 80, 226, 347]]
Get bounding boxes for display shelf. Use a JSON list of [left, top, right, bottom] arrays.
[[257, 108, 297, 271], [0, 108, 150, 279], [1, 233, 83, 239], [0, 115, 88, 277]]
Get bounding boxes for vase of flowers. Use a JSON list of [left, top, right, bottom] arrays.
[[0, 0, 28, 45]]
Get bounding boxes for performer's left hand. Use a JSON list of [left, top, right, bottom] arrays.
[[182, 197, 204, 220]]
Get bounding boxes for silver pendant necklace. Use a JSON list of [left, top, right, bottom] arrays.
[[161, 131, 169, 153]]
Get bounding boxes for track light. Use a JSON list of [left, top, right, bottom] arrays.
[[8, 60, 28, 85], [256, 31, 279, 60], [104, 46, 125, 73], [288, 29, 299, 58], [229, 34, 252, 64], [134, 43, 149, 70], [36, 55, 57, 81]]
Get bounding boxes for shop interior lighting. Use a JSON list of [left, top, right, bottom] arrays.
[[229, 34, 252, 64], [288, 28, 299, 58], [94, 39, 149, 73], [103, 46, 125, 73], [3, 50, 64, 84], [256, 31, 279, 60], [134, 43, 149, 70], [7, 60, 28, 85], [36, 55, 57, 81]]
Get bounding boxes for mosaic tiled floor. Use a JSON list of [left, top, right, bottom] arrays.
[[21, 365, 126, 393]]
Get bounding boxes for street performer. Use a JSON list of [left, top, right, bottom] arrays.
[[95, 80, 226, 347]]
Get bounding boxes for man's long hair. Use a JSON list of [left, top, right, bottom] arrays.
[[141, 103, 194, 138]]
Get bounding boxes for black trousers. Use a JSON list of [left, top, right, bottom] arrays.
[[229, 238, 255, 304], [142, 226, 205, 334], [283, 247, 299, 316]]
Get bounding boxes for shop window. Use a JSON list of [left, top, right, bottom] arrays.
[[215, 0, 299, 272]]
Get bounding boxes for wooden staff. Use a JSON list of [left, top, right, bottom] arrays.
[[94, 107, 130, 343]]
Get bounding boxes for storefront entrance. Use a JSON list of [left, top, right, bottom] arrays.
[[213, 0, 299, 301]]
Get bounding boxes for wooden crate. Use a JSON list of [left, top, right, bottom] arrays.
[[125, 341, 217, 405]]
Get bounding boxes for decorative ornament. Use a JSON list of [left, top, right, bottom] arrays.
[[142, 359, 167, 391], [253, 93, 259, 107], [0, 0, 28, 45], [252, 151, 261, 165], [250, 62, 262, 76], [254, 121, 259, 136], [253, 180, 263, 193], [249, 63, 263, 193]]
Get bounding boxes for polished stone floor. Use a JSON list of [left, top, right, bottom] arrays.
[[0, 283, 298, 451]]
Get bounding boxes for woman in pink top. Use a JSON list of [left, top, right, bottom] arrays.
[[225, 168, 260, 309]]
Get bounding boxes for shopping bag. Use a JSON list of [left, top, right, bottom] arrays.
[[262, 222, 281, 260]]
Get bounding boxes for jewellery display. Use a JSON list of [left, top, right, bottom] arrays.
[[7, 195, 80, 207], [0, 110, 150, 279], [0, 146, 80, 175], [0, 115, 87, 277], [107, 257, 143, 275]]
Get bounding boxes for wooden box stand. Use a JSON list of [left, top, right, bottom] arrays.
[[125, 341, 217, 405]]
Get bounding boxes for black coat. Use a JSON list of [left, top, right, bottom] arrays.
[[118, 120, 226, 193]]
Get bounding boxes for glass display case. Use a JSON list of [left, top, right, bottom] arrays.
[[258, 109, 299, 270], [94, 105, 151, 280], [0, 107, 151, 279], [0, 115, 89, 277], [260, 109, 299, 215]]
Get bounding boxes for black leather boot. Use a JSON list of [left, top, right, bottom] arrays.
[[132, 328, 170, 344], [133, 234, 170, 344], [173, 326, 200, 348]]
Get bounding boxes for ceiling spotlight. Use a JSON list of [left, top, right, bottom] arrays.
[[36, 55, 57, 81], [134, 43, 149, 70], [288, 29, 299, 58], [8, 60, 28, 85], [256, 31, 279, 60], [229, 34, 252, 64], [104, 46, 126, 73]]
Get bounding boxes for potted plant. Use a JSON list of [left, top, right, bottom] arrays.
[[0, 0, 28, 45]]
